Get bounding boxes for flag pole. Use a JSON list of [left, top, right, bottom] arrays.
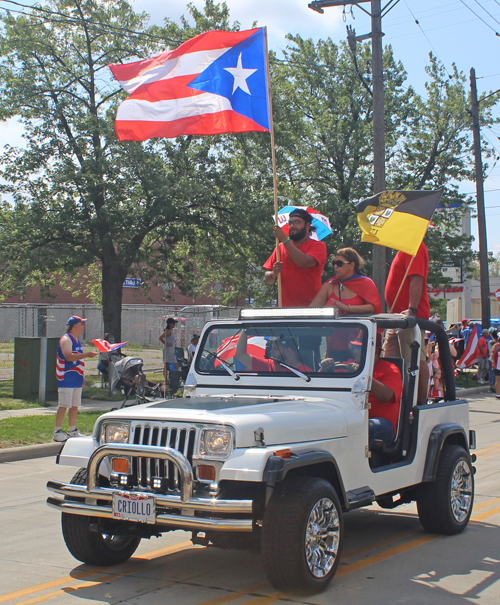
[[389, 255, 416, 313], [264, 27, 282, 307]]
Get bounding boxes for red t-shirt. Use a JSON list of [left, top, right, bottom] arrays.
[[263, 239, 327, 307], [368, 359, 403, 432], [250, 356, 311, 373], [476, 336, 488, 358], [385, 242, 430, 318]]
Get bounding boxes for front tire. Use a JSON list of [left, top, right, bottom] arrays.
[[61, 468, 141, 566], [261, 477, 343, 593], [417, 444, 474, 535]]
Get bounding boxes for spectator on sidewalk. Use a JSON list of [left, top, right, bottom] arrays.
[[476, 329, 489, 385], [160, 318, 178, 384], [188, 334, 199, 364], [54, 316, 98, 442]]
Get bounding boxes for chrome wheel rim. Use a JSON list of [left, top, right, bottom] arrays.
[[305, 497, 340, 578], [450, 459, 473, 523]]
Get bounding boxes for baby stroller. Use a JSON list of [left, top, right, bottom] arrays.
[[109, 356, 161, 408]]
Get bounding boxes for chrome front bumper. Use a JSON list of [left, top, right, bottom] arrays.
[[47, 443, 253, 532]]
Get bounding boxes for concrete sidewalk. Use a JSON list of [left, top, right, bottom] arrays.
[[0, 384, 495, 464], [0, 398, 119, 463]]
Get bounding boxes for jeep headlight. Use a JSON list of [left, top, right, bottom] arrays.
[[199, 427, 233, 459], [100, 423, 130, 445]]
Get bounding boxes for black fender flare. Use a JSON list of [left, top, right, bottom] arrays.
[[422, 423, 468, 482], [263, 450, 372, 510]]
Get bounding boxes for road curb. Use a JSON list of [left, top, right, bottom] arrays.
[[0, 386, 493, 464], [456, 385, 492, 397], [0, 442, 62, 464]]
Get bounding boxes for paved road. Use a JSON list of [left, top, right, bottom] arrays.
[[1, 392, 500, 605]]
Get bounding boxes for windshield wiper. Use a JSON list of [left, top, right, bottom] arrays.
[[203, 349, 240, 381], [268, 357, 311, 383]]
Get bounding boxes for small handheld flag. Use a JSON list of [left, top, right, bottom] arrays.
[[92, 339, 127, 353], [355, 188, 444, 256]]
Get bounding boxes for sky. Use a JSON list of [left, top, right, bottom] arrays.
[[1, 0, 499, 255]]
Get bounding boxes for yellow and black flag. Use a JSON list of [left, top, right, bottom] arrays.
[[355, 188, 444, 256]]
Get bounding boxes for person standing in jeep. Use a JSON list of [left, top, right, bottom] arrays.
[[383, 242, 430, 405], [263, 209, 327, 307]]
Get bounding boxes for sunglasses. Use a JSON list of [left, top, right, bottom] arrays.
[[332, 259, 352, 267], [288, 219, 305, 226]]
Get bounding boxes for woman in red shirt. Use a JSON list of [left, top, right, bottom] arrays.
[[309, 247, 382, 314]]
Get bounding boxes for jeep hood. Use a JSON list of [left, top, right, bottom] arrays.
[[97, 395, 348, 446]]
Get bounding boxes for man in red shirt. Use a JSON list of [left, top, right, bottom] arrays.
[[369, 335, 403, 449], [235, 330, 311, 373], [476, 329, 489, 384], [383, 241, 430, 405], [263, 209, 327, 307]]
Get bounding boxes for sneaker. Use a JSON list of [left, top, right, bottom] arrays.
[[53, 429, 67, 442], [67, 428, 84, 438]]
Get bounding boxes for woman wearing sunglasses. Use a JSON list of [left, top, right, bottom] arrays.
[[309, 247, 382, 314]]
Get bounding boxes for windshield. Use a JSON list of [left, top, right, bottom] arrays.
[[196, 321, 368, 378]]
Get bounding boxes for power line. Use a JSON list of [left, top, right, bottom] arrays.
[[471, 0, 500, 26], [402, 0, 453, 79], [458, 0, 500, 36], [0, 0, 179, 44]]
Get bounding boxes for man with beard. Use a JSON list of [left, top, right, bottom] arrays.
[[263, 209, 327, 306]]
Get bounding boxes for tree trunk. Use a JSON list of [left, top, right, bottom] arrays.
[[101, 259, 127, 342]]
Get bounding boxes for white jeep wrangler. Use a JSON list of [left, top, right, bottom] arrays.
[[47, 309, 475, 593]]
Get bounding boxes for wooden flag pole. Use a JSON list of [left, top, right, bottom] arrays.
[[264, 27, 282, 307], [389, 254, 416, 313]]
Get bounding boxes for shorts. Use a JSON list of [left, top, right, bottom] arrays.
[[383, 328, 427, 363], [163, 346, 176, 364], [58, 387, 82, 408], [494, 369, 500, 377]]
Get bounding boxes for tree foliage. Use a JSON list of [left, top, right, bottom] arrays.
[[0, 0, 498, 323]]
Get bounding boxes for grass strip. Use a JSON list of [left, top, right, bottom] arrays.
[[0, 411, 102, 448]]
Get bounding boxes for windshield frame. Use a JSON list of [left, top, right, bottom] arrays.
[[195, 320, 369, 379]]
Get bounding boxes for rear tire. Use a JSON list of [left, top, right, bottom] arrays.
[[417, 444, 474, 535], [61, 468, 141, 566], [261, 476, 343, 593]]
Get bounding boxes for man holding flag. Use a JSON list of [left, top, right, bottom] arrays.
[[263, 209, 327, 307], [355, 188, 443, 405]]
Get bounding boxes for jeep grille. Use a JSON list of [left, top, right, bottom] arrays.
[[129, 421, 198, 491]]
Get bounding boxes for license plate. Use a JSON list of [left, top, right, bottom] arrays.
[[112, 491, 156, 524]]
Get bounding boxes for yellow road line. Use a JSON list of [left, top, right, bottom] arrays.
[[471, 505, 500, 522], [238, 592, 284, 605], [0, 540, 195, 604], [336, 533, 438, 578], [194, 583, 271, 605], [473, 497, 500, 511], [475, 443, 500, 455]]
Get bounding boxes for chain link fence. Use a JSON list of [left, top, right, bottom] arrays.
[[0, 304, 241, 381]]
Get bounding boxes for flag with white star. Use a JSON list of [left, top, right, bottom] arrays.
[[109, 28, 270, 141]]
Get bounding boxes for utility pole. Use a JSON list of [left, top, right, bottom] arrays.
[[308, 0, 399, 299], [470, 67, 490, 329]]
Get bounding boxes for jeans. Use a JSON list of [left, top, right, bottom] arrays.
[[477, 357, 489, 382], [369, 417, 395, 448]]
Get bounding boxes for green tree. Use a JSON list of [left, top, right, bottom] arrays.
[[0, 0, 247, 338]]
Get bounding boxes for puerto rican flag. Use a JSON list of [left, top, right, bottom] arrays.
[[109, 28, 270, 141], [457, 324, 481, 368], [216, 334, 268, 370], [92, 339, 127, 353]]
